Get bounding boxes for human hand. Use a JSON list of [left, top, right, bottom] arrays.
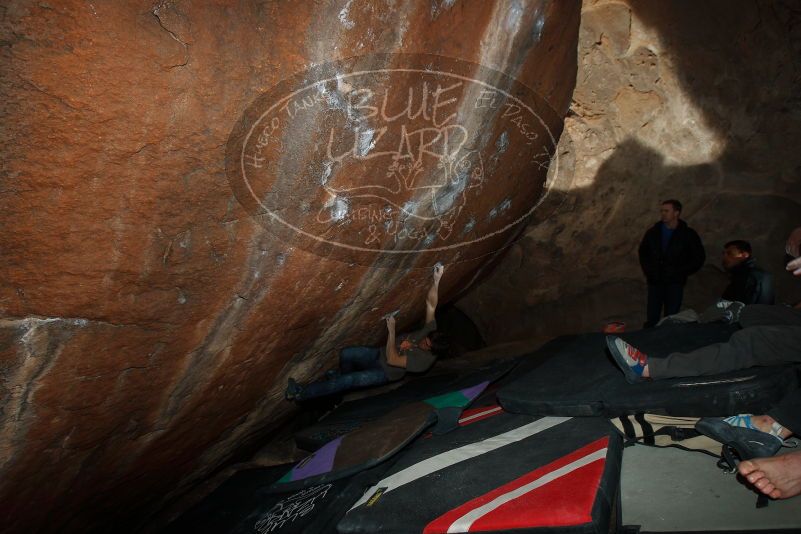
[[433, 263, 445, 282], [386, 315, 396, 330], [787, 256, 801, 277], [786, 227, 801, 258]]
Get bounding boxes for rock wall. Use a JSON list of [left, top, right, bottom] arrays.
[[459, 0, 801, 344], [0, 0, 579, 531]]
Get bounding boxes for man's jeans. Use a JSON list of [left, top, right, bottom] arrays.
[[298, 346, 389, 400], [646, 283, 684, 327]]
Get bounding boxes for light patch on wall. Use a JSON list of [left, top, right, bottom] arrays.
[[487, 197, 512, 221], [531, 12, 545, 43], [504, 1, 524, 32], [320, 163, 333, 185], [495, 131, 510, 155], [462, 216, 476, 235], [549, 4, 725, 193], [329, 196, 350, 222], [401, 199, 419, 218], [358, 128, 376, 156], [477, 1, 523, 75], [431, 0, 458, 20], [432, 170, 468, 215], [338, 0, 355, 30], [639, 9, 723, 165]]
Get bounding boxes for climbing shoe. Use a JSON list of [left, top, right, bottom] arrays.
[[285, 378, 303, 401], [606, 336, 648, 383], [696, 417, 783, 462]]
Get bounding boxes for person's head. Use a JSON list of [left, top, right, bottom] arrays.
[[722, 240, 752, 270], [660, 199, 682, 226], [420, 330, 451, 357]]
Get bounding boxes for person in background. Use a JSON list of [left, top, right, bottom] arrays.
[[638, 199, 706, 327], [720, 239, 774, 304], [610, 227, 801, 500]]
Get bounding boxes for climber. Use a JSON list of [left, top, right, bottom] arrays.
[[285, 263, 450, 401]]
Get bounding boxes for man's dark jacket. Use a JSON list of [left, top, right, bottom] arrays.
[[722, 258, 775, 305], [638, 220, 706, 285]]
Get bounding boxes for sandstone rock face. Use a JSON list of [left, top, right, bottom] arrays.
[[0, 1, 579, 531], [459, 0, 801, 344]]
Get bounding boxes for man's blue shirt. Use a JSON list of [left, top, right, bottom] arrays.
[[661, 222, 674, 252]]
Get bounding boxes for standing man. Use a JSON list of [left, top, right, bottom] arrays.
[[638, 199, 706, 327], [721, 240, 774, 304]]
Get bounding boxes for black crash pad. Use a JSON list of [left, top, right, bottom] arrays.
[[293, 372, 459, 451], [167, 463, 394, 534], [294, 359, 518, 452], [272, 381, 491, 493], [497, 322, 800, 418], [272, 401, 437, 493], [338, 410, 622, 534]]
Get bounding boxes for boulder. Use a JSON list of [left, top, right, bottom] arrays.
[[0, 0, 580, 530]]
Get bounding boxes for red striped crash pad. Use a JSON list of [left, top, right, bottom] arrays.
[[337, 412, 622, 534]]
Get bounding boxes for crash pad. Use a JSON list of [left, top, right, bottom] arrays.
[[293, 373, 459, 452], [295, 359, 517, 451], [167, 463, 393, 534], [497, 322, 800, 418], [338, 411, 622, 534], [273, 381, 491, 493], [272, 402, 436, 493]]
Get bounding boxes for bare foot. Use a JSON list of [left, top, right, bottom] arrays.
[[738, 451, 801, 499]]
